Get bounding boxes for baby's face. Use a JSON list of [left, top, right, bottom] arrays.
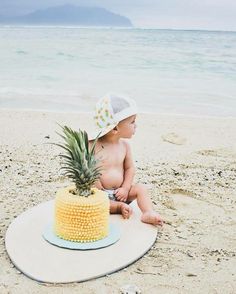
[[117, 115, 137, 138]]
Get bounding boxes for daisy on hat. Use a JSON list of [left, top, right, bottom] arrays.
[[90, 93, 138, 140]]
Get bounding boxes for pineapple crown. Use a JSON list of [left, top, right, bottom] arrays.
[[55, 125, 101, 197]]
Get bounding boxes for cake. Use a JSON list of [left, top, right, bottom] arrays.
[[53, 126, 109, 243], [54, 186, 109, 242]]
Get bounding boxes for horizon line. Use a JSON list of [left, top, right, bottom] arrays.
[[0, 24, 235, 33]]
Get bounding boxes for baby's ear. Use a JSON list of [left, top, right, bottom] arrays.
[[112, 126, 118, 134]]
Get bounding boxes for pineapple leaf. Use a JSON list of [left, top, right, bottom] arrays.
[[55, 125, 102, 196]]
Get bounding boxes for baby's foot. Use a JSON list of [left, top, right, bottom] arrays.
[[119, 203, 132, 219], [141, 211, 163, 226]]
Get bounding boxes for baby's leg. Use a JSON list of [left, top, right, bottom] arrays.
[[128, 183, 163, 226], [109, 200, 132, 219]]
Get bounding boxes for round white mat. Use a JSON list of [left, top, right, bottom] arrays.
[[5, 200, 157, 283]]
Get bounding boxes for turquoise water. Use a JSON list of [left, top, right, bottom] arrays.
[[0, 26, 236, 116]]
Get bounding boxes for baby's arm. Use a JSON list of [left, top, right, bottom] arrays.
[[115, 141, 135, 201], [89, 140, 104, 190], [122, 141, 135, 190]]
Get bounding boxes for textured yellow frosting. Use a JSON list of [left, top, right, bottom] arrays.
[[54, 186, 109, 242]]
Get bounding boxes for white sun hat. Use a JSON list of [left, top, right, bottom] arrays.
[[90, 93, 138, 140]]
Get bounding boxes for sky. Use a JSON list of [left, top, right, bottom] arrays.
[[0, 0, 236, 31]]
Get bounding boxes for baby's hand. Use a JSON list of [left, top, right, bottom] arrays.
[[114, 187, 129, 202]]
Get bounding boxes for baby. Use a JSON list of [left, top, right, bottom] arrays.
[[90, 93, 163, 226]]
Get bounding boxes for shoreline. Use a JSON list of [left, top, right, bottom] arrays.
[[1, 107, 236, 120]]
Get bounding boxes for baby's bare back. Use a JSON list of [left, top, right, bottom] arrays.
[[96, 140, 127, 189]]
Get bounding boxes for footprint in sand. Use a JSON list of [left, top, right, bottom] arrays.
[[161, 132, 186, 145], [171, 188, 194, 197], [197, 148, 236, 158], [169, 190, 224, 220], [168, 191, 235, 249]]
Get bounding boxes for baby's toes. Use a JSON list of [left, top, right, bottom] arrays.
[[123, 208, 130, 219], [127, 206, 133, 217], [121, 204, 131, 219], [154, 215, 163, 226]]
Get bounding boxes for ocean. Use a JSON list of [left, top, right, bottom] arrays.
[[0, 26, 236, 117]]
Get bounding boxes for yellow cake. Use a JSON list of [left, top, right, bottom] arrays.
[[54, 186, 109, 242]]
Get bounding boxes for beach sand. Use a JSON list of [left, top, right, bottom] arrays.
[[0, 109, 236, 293]]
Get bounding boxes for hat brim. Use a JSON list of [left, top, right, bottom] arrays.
[[89, 107, 138, 141], [88, 123, 117, 141]]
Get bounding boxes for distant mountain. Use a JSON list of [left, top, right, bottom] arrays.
[[0, 4, 133, 27]]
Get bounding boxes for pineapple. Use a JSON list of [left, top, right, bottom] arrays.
[[54, 126, 109, 242]]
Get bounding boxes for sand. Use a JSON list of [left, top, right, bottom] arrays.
[[0, 109, 236, 294]]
